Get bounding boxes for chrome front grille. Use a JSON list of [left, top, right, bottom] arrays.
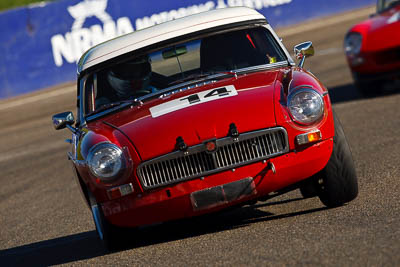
[[137, 127, 288, 189]]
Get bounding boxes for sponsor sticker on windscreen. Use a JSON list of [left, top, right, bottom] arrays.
[[150, 85, 237, 118]]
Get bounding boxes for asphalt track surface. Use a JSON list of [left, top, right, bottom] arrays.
[[1, 6, 399, 266]]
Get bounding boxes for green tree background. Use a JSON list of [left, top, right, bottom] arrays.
[[0, 0, 56, 12]]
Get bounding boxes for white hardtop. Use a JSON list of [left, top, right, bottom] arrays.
[[78, 7, 267, 74]]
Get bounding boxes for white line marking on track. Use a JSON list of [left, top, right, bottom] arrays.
[[317, 47, 343, 56], [0, 142, 67, 163], [0, 86, 75, 111]]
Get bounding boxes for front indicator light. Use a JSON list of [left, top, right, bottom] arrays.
[[107, 183, 134, 200], [296, 130, 322, 145]]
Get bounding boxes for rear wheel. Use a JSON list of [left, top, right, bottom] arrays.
[[354, 77, 382, 97], [317, 111, 358, 207]]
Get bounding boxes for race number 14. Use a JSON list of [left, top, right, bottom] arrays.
[[180, 87, 234, 105], [150, 85, 238, 118]]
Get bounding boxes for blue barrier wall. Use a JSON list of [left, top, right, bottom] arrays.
[[0, 0, 375, 98]]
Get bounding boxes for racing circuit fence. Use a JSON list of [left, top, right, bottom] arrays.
[[0, 0, 375, 99]]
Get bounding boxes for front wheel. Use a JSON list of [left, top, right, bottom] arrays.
[[89, 193, 129, 251], [317, 111, 358, 207], [299, 173, 320, 199]]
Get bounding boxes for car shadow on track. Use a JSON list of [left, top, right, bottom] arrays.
[[328, 83, 399, 104], [328, 84, 362, 104], [0, 196, 328, 266], [0, 231, 102, 266]]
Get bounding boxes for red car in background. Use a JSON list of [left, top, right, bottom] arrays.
[[345, 0, 400, 94], [53, 7, 358, 250]]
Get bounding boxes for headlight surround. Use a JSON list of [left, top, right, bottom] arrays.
[[287, 88, 324, 125], [344, 32, 362, 56], [87, 143, 126, 181]]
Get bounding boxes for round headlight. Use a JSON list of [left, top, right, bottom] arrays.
[[87, 143, 125, 181], [344, 32, 362, 56], [288, 88, 324, 125]]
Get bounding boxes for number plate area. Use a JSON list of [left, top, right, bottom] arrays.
[[190, 177, 256, 211]]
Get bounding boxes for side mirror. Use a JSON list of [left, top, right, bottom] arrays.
[[52, 111, 75, 130], [294, 41, 314, 68]]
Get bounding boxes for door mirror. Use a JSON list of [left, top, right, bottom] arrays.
[[52, 111, 75, 130], [294, 41, 314, 68]]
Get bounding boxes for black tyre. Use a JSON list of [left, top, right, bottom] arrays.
[[89, 193, 127, 251], [317, 111, 358, 207], [354, 78, 381, 97]]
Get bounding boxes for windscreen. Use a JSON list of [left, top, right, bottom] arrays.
[[84, 26, 287, 115]]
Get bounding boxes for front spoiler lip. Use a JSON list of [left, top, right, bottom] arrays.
[[190, 177, 256, 211]]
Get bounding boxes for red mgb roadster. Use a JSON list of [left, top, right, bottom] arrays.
[[345, 0, 400, 94], [53, 7, 358, 250]]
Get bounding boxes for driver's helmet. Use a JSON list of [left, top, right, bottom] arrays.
[[107, 56, 151, 99]]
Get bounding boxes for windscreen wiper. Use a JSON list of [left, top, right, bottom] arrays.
[[168, 73, 214, 86], [141, 71, 237, 99], [88, 99, 141, 116], [168, 71, 238, 86]]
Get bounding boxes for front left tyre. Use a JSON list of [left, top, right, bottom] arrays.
[[298, 111, 358, 207], [317, 111, 358, 207], [89, 192, 128, 251]]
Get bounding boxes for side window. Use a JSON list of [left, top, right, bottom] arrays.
[[199, 27, 286, 72], [247, 28, 286, 64]]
